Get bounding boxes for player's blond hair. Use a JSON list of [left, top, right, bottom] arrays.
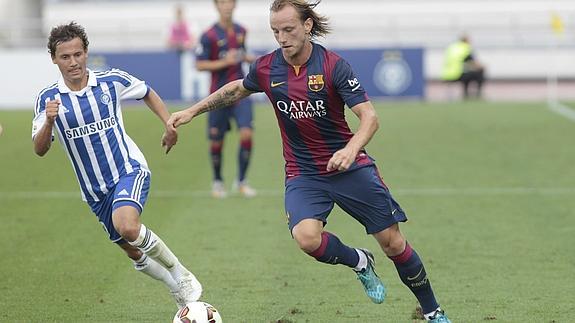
[[270, 0, 330, 39]]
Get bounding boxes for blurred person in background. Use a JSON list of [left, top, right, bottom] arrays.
[[168, 4, 195, 54], [442, 34, 485, 99], [195, 0, 257, 198], [168, 1, 451, 322], [33, 22, 202, 310]]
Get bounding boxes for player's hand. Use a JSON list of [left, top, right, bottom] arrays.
[[161, 126, 178, 154], [45, 100, 60, 122], [167, 110, 194, 129], [224, 49, 241, 66], [327, 147, 357, 172]]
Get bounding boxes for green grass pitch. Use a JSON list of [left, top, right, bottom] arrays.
[[1, 100, 574, 322]]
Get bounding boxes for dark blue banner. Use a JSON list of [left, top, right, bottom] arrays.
[[88, 51, 182, 101], [86, 48, 424, 101], [335, 48, 424, 99]]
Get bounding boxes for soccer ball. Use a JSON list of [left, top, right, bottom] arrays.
[[173, 301, 222, 323]]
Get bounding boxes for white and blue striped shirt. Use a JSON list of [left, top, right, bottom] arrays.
[[32, 69, 150, 202]]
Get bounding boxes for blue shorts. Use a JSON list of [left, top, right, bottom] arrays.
[[285, 165, 407, 234], [207, 98, 253, 140], [87, 169, 150, 243]]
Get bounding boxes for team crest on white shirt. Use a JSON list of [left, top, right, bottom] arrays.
[[100, 93, 111, 105]]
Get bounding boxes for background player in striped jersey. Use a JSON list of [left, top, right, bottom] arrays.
[[195, 0, 257, 198], [169, 1, 451, 322], [32, 22, 201, 310]]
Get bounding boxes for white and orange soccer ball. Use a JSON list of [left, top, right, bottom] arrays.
[[173, 301, 222, 323]]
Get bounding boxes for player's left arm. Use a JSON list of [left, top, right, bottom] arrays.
[[327, 101, 379, 172], [327, 57, 379, 172], [143, 88, 177, 154]]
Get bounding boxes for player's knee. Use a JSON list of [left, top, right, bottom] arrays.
[[375, 226, 406, 256], [209, 128, 223, 141], [381, 235, 406, 256], [115, 223, 140, 242], [239, 128, 252, 141], [293, 231, 322, 253]]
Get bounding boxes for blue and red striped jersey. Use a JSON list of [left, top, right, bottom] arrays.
[[243, 43, 373, 177], [197, 22, 248, 93]]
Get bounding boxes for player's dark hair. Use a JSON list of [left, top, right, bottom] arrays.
[[48, 22, 89, 58], [270, 0, 330, 39]]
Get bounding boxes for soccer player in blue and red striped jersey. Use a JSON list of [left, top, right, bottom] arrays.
[[170, 1, 451, 321], [32, 22, 202, 310], [196, 0, 257, 198]]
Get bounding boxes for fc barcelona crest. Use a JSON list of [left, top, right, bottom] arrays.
[[308, 74, 324, 92]]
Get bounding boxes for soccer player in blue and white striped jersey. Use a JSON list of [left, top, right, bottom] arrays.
[[32, 22, 201, 310]]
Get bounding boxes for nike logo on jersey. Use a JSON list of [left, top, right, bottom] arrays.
[[118, 189, 130, 196], [59, 105, 70, 113], [271, 81, 285, 88]]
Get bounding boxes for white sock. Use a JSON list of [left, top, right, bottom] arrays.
[[129, 224, 185, 282], [133, 254, 178, 292], [424, 307, 442, 320], [353, 249, 368, 272]]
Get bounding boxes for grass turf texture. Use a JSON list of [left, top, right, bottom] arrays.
[[0, 101, 574, 322]]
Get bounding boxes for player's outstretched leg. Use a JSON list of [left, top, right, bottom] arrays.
[[129, 224, 202, 304], [301, 230, 386, 304]]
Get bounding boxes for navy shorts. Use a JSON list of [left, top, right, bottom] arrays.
[[284, 165, 407, 234], [87, 169, 150, 243], [207, 98, 253, 140]]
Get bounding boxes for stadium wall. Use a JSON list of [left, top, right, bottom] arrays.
[[2, 46, 574, 108]]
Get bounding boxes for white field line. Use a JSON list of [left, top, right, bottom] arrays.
[[548, 101, 575, 122], [0, 187, 574, 199]]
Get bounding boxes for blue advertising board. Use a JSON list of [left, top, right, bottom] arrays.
[[88, 51, 182, 101], [335, 48, 424, 99], [86, 48, 424, 101]]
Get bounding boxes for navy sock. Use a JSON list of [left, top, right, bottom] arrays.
[[210, 142, 223, 181], [238, 139, 252, 182], [308, 232, 359, 267], [389, 243, 439, 314]]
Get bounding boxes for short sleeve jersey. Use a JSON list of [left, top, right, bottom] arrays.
[[243, 43, 373, 177], [196, 22, 248, 93], [32, 69, 150, 202]]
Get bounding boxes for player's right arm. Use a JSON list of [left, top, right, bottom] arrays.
[[168, 79, 252, 129], [33, 99, 59, 156]]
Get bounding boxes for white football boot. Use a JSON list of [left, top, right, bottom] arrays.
[[175, 269, 203, 306], [233, 180, 257, 198], [211, 180, 227, 199]]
